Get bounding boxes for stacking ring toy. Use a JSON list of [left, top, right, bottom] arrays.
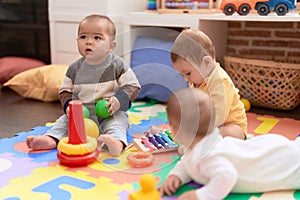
[[57, 151, 99, 166], [127, 152, 154, 168], [57, 136, 97, 155], [57, 100, 100, 166]]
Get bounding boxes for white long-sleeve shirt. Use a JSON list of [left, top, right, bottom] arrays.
[[169, 129, 300, 200]]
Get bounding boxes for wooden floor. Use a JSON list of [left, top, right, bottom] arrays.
[[0, 88, 63, 139], [0, 87, 299, 139], [250, 102, 300, 121]]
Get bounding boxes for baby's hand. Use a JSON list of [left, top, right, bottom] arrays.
[[104, 96, 120, 115], [178, 190, 198, 200], [66, 106, 70, 117], [159, 175, 181, 196]]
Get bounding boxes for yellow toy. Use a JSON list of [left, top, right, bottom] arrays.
[[84, 118, 100, 138], [240, 97, 251, 112], [129, 174, 160, 200]]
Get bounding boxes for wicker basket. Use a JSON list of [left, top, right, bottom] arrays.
[[223, 56, 300, 110]]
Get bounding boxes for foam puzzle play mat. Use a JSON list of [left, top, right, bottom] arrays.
[[1, 101, 300, 200]]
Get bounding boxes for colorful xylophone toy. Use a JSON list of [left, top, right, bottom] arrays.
[[133, 130, 179, 154]]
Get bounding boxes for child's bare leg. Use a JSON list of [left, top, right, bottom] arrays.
[[26, 135, 57, 150], [220, 124, 246, 139], [97, 134, 123, 157]]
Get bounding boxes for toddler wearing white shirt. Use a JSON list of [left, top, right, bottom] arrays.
[[159, 88, 300, 200]]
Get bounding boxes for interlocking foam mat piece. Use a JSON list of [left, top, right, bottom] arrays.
[[0, 101, 300, 200]]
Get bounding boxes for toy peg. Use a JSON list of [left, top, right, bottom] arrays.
[[68, 100, 87, 144], [129, 174, 160, 200], [57, 100, 99, 166]]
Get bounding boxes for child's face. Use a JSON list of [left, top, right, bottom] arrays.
[[168, 111, 197, 148], [169, 120, 196, 149], [173, 58, 204, 87], [77, 20, 116, 64]]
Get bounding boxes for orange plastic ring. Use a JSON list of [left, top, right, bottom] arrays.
[[127, 152, 154, 168], [57, 136, 97, 155]]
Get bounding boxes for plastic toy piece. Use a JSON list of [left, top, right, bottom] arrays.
[[165, 130, 180, 146], [57, 100, 99, 166], [127, 152, 154, 168], [157, 0, 219, 13], [220, 0, 296, 16], [146, 133, 163, 149], [159, 132, 178, 148], [153, 133, 169, 148], [57, 150, 100, 166], [148, 0, 157, 10], [164, 130, 174, 141], [82, 105, 90, 118], [141, 136, 157, 151], [132, 130, 179, 154], [129, 174, 160, 200], [84, 118, 100, 138], [58, 137, 97, 155], [68, 100, 87, 144], [95, 99, 110, 118], [240, 98, 251, 112]]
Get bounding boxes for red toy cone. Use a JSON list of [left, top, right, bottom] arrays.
[[68, 100, 87, 144]]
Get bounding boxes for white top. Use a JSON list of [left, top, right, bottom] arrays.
[[169, 129, 300, 200]]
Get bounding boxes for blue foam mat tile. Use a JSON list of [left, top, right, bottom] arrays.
[[0, 126, 58, 163]]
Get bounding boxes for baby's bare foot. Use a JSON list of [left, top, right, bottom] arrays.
[[26, 135, 57, 150], [97, 134, 123, 157]]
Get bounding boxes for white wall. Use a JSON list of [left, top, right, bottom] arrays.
[[48, 0, 148, 64]]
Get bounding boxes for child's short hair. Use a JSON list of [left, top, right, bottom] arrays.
[[170, 29, 216, 64], [78, 14, 116, 40], [167, 88, 216, 139]]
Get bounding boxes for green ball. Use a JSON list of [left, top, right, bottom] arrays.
[[95, 100, 110, 118], [82, 105, 90, 118]]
